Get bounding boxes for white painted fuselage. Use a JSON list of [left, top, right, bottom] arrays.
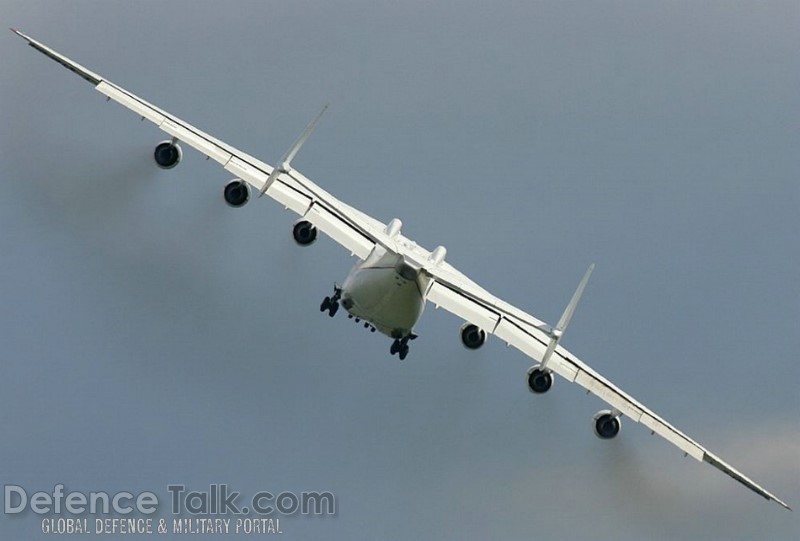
[[340, 247, 428, 339]]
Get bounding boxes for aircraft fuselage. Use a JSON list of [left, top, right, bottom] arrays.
[[340, 247, 427, 339]]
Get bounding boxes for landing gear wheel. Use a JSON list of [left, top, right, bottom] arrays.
[[320, 285, 341, 317], [390, 337, 411, 359]]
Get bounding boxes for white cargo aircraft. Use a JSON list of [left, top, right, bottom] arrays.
[[12, 29, 790, 510]]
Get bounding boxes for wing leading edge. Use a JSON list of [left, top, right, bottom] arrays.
[[12, 29, 790, 511]]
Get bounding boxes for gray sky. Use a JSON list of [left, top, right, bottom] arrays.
[[1, 1, 798, 539]]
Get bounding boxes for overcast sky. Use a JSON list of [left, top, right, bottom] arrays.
[[1, 1, 798, 539]]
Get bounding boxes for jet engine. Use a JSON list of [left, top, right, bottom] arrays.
[[526, 364, 554, 394], [153, 140, 182, 169], [459, 323, 486, 349], [223, 179, 250, 208], [293, 219, 318, 246], [593, 410, 622, 439]]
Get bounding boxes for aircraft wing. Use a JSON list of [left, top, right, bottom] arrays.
[[421, 262, 791, 509], [13, 29, 790, 511], [10, 28, 390, 262]]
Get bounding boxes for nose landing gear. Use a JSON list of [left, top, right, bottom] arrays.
[[390, 338, 409, 360], [320, 286, 342, 317], [390, 334, 416, 361]]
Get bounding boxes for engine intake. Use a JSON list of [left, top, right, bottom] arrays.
[[460, 323, 486, 349], [223, 179, 250, 208], [293, 220, 318, 246], [153, 140, 182, 169], [526, 365, 553, 394], [593, 410, 622, 439]]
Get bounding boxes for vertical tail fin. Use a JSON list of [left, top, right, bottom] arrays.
[[540, 264, 594, 371]]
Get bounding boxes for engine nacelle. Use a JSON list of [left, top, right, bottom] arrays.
[[526, 365, 554, 394], [153, 140, 182, 169], [460, 323, 486, 349], [593, 410, 622, 439], [293, 220, 318, 246], [223, 179, 250, 208]]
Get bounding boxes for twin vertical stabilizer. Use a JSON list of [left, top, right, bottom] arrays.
[[539, 264, 594, 371], [258, 104, 329, 197]]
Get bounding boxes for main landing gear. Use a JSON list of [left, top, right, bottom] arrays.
[[319, 286, 341, 317]]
